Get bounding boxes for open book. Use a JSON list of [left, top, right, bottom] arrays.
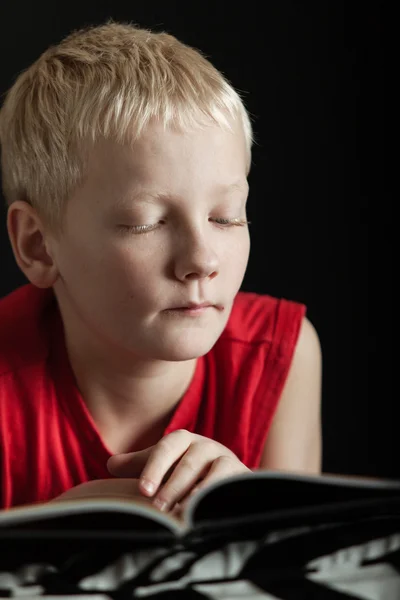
[[1, 471, 400, 550], [1, 473, 400, 598]]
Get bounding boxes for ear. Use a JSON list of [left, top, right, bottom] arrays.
[[7, 201, 59, 288]]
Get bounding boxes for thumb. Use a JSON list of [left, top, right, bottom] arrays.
[[107, 446, 154, 478]]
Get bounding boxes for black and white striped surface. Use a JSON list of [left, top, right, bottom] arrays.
[[1, 517, 399, 599]]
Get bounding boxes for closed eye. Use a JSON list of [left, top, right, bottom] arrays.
[[117, 223, 160, 234], [117, 218, 250, 235], [210, 218, 251, 227]]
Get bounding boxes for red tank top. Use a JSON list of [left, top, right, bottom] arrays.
[[0, 285, 305, 509]]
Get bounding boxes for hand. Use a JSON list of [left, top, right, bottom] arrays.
[[107, 429, 251, 513]]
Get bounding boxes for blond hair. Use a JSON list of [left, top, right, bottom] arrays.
[[0, 21, 253, 230]]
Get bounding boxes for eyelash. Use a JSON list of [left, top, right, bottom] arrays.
[[118, 218, 251, 235]]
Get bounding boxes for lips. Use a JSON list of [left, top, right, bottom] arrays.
[[179, 302, 214, 309], [165, 301, 223, 311]]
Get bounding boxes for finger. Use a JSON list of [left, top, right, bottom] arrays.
[[201, 455, 250, 486], [139, 430, 193, 497], [178, 484, 202, 512], [107, 447, 154, 479], [169, 502, 184, 521], [152, 444, 214, 511], [180, 455, 250, 508]]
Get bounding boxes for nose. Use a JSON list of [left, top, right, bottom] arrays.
[[173, 230, 219, 282]]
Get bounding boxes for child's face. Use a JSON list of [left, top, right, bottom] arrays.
[[50, 118, 250, 361]]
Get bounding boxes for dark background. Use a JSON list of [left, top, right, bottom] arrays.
[[0, 3, 390, 477]]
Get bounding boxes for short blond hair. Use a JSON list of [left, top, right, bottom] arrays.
[[0, 21, 253, 230]]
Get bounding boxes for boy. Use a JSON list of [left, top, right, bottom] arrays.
[[0, 21, 322, 514]]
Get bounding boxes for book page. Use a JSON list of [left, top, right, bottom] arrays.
[[0, 497, 185, 537], [182, 470, 400, 529]]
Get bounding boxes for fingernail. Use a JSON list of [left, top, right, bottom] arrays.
[[153, 497, 168, 512], [141, 479, 155, 495]]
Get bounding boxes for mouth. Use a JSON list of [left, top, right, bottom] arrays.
[[181, 302, 214, 310], [163, 302, 223, 315]]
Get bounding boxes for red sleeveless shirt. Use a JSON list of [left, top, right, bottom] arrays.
[[0, 285, 305, 509]]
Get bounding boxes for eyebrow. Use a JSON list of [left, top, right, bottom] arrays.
[[129, 181, 249, 203], [220, 181, 249, 194], [111, 180, 249, 215]]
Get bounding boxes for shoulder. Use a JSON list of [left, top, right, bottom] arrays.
[[279, 314, 322, 403], [283, 314, 323, 410], [291, 316, 322, 372], [259, 316, 323, 472], [0, 284, 54, 375], [222, 290, 307, 349], [271, 314, 322, 409]]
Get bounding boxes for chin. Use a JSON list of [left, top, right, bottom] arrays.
[[157, 343, 216, 362], [151, 334, 221, 362]]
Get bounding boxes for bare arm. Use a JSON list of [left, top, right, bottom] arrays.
[[259, 316, 322, 474]]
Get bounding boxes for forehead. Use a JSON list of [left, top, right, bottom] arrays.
[[85, 120, 248, 197]]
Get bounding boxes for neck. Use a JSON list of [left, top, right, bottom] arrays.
[[57, 304, 197, 454]]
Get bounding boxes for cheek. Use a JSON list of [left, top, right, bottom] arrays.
[[55, 239, 138, 301], [109, 245, 161, 284], [99, 245, 166, 309], [69, 240, 148, 281], [225, 233, 250, 275]]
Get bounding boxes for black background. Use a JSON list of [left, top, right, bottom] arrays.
[[0, 3, 390, 477]]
